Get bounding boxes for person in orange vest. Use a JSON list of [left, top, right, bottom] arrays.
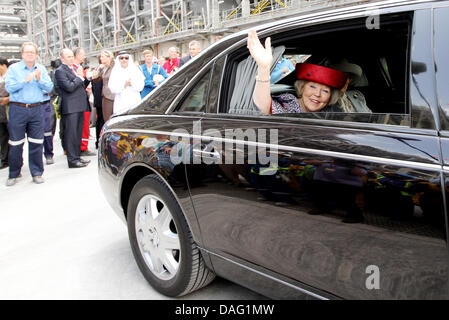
[[73, 47, 95, 156]]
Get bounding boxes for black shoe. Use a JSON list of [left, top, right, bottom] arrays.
[[80, 150, 96, 156], [68, 161, 88, 168], [79, 158, 91, 164]]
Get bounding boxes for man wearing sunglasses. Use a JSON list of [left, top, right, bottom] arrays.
[[108, 51, 144, 116]]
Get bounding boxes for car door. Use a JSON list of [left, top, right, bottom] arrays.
[[187, 7, 449, 299], [434, 5, 449, 276]]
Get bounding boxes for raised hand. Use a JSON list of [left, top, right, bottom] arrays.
[[247, 29, 272, 69], [247, 29, 272, 115]]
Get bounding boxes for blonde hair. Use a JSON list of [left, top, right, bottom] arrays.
[[294, 79, 342, 107], [100, 50, 114, 66], [100, 49, 114, 59]]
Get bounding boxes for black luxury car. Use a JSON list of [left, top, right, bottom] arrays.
[[98, 0, 449, 299]]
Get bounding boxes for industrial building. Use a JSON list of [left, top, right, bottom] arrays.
[[1, 0, 370, 65]]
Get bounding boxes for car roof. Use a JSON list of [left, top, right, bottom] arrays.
[[205, 0, 442, 56]]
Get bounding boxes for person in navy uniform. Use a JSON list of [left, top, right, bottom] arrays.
[[4, 42, 53, 186], [54, 48, 91, 169]]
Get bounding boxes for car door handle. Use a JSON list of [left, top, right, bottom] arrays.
[[193, 149, 221, 160], [193, 144, 221, 160]]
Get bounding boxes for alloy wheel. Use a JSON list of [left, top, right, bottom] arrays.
[[135, 194, 181, 280]]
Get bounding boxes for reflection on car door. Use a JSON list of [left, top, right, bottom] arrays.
[[188, 115, 448, 299], [186, 9, 449, 299]]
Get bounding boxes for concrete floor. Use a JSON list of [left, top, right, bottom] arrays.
[[0, 128, 264, 300]]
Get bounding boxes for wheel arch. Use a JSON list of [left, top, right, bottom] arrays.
[[120, 163, 154, 220], [119, 163, 204, 246]]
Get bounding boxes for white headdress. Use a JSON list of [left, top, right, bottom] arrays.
[[108, 51, 145, 114], [109, 51, 144, 90]]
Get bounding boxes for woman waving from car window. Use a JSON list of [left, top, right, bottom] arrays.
[[247, 30, 348, 115]]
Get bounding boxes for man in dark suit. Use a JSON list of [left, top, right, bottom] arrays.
[[54, 48, 90, 168], [179, 40, 201, 68]]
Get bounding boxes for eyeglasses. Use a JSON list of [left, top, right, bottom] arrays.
[[119, 56, 129, 60]]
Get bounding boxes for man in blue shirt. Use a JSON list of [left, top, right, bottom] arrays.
[[140, 48, 168, 99], [4, 42, 53, 186]]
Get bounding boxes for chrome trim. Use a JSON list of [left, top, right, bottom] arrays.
[[201, 248, 330, 300], [105, 128, 442, 172], [216, 55, 228, 114], [194, 0, 431, 64], [200, 113, 431, 136]]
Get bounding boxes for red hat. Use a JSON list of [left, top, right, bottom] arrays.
[[295, 63, 348, 89]]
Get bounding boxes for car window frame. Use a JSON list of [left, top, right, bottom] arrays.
[[217, 11, 414, 128], [433, 5, 449, 134], [176, 68, 213, 114], [168, 63, 214, 116]]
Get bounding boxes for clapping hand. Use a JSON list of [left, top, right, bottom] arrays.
[[25, 70, 40, 82], [247, 29, 272, 69], [91, 65, 103, 79], [76, 67, 84, 77]]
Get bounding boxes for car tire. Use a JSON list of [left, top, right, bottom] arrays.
[[127, 174, 215, 296]]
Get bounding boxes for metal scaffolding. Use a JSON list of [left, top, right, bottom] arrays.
[[0, 0, 28, 60], [4, 0, 373, 65]]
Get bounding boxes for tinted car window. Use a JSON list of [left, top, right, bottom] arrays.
[[223, 13, 412, 126], [177, 69, 212, 113]]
